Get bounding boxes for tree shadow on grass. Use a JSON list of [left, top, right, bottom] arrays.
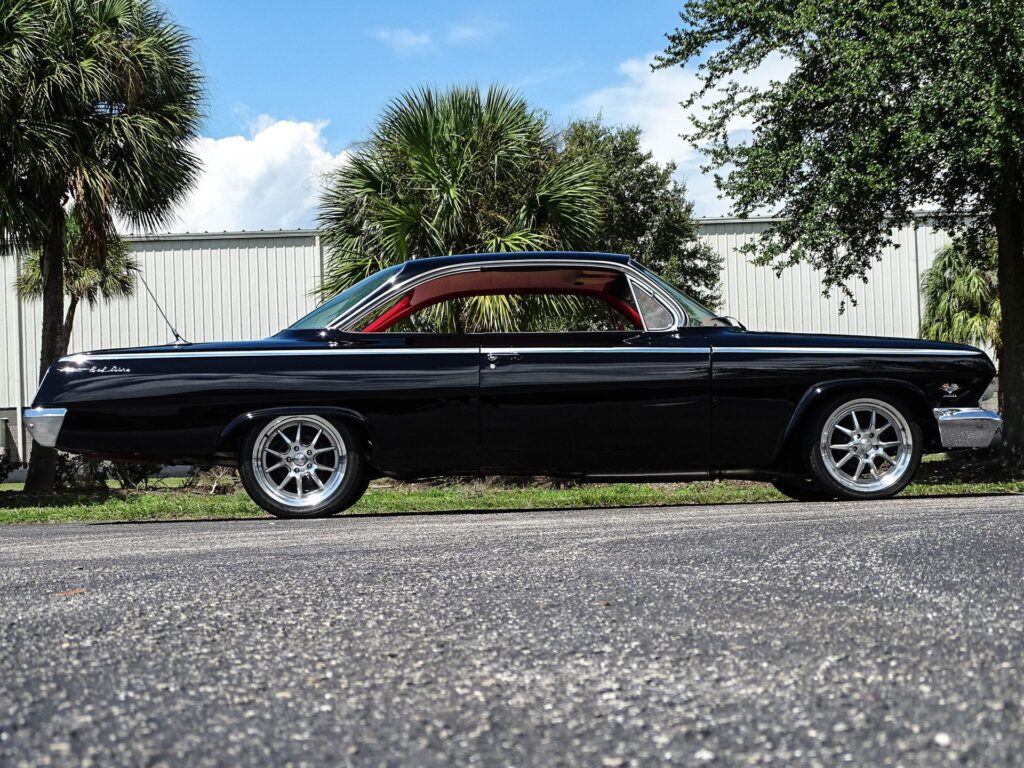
[[0, 488, 113, 510]]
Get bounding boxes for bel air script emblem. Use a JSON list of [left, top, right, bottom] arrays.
[[939, 382, 960, 398], [61, 364, 131, 374]]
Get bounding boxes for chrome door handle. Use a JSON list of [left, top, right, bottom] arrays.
[[486, 352, 521, 362]]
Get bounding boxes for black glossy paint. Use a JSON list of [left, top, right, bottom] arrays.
[[32, 256, 997, 481]]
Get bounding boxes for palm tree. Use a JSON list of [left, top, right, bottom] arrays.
[[920, 237, 1001, 356], [17, 210, 140, 357], [0, 0, 203, 492], [317, 85, 602, 332]]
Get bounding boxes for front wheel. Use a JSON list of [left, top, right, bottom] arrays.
[[239, 414, 367, 518], [805, 395, 922, 500]]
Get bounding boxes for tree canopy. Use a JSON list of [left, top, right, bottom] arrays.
[[562, 119, 721, 308], [0, 0, 203, 491], [920, 236, 1001, 355], [659, 0, 1024, 466]]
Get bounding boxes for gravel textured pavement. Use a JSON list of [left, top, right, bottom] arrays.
[[1, 494, 1023, 766]]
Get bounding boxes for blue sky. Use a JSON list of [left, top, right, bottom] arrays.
[[157, 1, 784, 232]]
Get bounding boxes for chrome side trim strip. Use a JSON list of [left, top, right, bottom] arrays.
[[714, 346, 982, 356], [24, 407, 67, 448], [62, 346, 714, 362], [479, 347, 710, 354], [933, 407, 1003, 449]]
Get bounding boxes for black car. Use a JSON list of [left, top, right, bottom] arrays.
[[26, 251, 1002, 518]]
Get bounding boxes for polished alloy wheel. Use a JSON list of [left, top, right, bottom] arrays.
[[819, 398, 913, 493], [251, 415, 347, 508]]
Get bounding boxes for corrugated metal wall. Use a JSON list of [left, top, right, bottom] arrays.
[[700, 217, 952, 335], [0, 218, 955, 461]]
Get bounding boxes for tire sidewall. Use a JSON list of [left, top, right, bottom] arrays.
[[239, 417, 366, 518], [807, 393, 923, 500]]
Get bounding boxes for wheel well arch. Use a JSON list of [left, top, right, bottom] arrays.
[[216, 407, 373, 458], [776, 379, 939, 467]]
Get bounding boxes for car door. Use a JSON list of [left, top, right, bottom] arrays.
[[477, 328, 712, 476], [328, 331, 482, 475]]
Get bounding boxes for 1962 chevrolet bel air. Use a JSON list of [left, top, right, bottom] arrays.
[[25, 251, 1002, 518]]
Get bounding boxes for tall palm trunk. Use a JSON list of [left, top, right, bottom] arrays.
[[61, 294, 79, 357], [23, 205, 66, 493], [995, 173, 1024, 471]]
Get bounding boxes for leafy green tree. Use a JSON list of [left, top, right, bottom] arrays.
[[0, 0, 203, 492], [317, 85, 602, 332], [17, 210, 141, 357], [659, 0, 1024, 467], [562, 119, 721, 308], [920, 237, 1001, 356]]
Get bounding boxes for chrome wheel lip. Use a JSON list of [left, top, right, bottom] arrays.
[[252, 415, 347, 509], [819, 398, 913, 493]]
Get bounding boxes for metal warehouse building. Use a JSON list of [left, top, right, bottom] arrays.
[[0, 216, 954, 463]]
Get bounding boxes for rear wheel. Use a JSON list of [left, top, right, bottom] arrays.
[[805, 395, 922, 500], [239, 414, 367, 518]]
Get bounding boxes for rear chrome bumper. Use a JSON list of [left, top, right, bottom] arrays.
[[24, 407, 67, 448], [933, 407, 1003, 449]]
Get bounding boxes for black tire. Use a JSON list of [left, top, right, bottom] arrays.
[[771, 478, 837, 502], [804, 392, 923, 501], [239, 415, 368, 519]]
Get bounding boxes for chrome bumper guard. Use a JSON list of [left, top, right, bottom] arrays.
[[933, 407, 1003, 449], [24, 407, 67, 448]]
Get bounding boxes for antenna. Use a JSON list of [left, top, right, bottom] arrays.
[[138, 272, 189, 345]]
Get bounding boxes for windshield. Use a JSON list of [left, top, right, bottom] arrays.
[[634, 263, 717, 326], [289, 264, 403, 329]]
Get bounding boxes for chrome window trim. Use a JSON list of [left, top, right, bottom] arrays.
[[326, 258, 687, 331], [627, 277, 675, 332]]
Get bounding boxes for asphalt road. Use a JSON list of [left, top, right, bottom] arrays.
[[1, 496, 1023, 767]]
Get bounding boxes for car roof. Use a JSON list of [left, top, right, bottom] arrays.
[[395, 251, 634, 279]]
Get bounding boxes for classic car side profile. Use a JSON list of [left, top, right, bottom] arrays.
[[26, 251, 1002, 518]]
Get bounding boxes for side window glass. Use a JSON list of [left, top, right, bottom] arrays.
[[630, 281, 675, 331]]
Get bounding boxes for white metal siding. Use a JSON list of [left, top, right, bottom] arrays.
[[2, 232, 322, 461], [700, 218, 952, 337]]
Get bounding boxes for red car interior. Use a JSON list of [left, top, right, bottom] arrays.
[[360, 268, 644, 332]]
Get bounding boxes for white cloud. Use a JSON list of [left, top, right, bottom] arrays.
[[143, 116, 348, 234], [372, 26, 432, 54], [577, 54, 793, 217], [446, 23, 484, 43]]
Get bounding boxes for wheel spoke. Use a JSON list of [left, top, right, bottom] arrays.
[[835, 451, 856, 469], [309, 428, 323, 448], [266, 448, 286, 458], [276, 429, 290, 446], [265, 461, 285, 472], [276, 474, 292, 490], [878, 440, 902, 448], [850, 411, 861, 431], [309, 472, 325, 489], [853, 458, 866, 480], [829, 443, 852, 450], [313, 446, 336, 455], [834, 424, 854, 436], [295, 477, 304, 498]]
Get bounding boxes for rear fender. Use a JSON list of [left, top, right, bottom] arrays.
[[216, 406, 373, 454]]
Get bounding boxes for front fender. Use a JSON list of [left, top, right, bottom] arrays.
[[216, 406, 373, 453], [779, 378, 933, 452]]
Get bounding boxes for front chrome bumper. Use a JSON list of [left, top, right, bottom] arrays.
[[24, 407, 67, 448], [933, 407, 1003, 449]]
